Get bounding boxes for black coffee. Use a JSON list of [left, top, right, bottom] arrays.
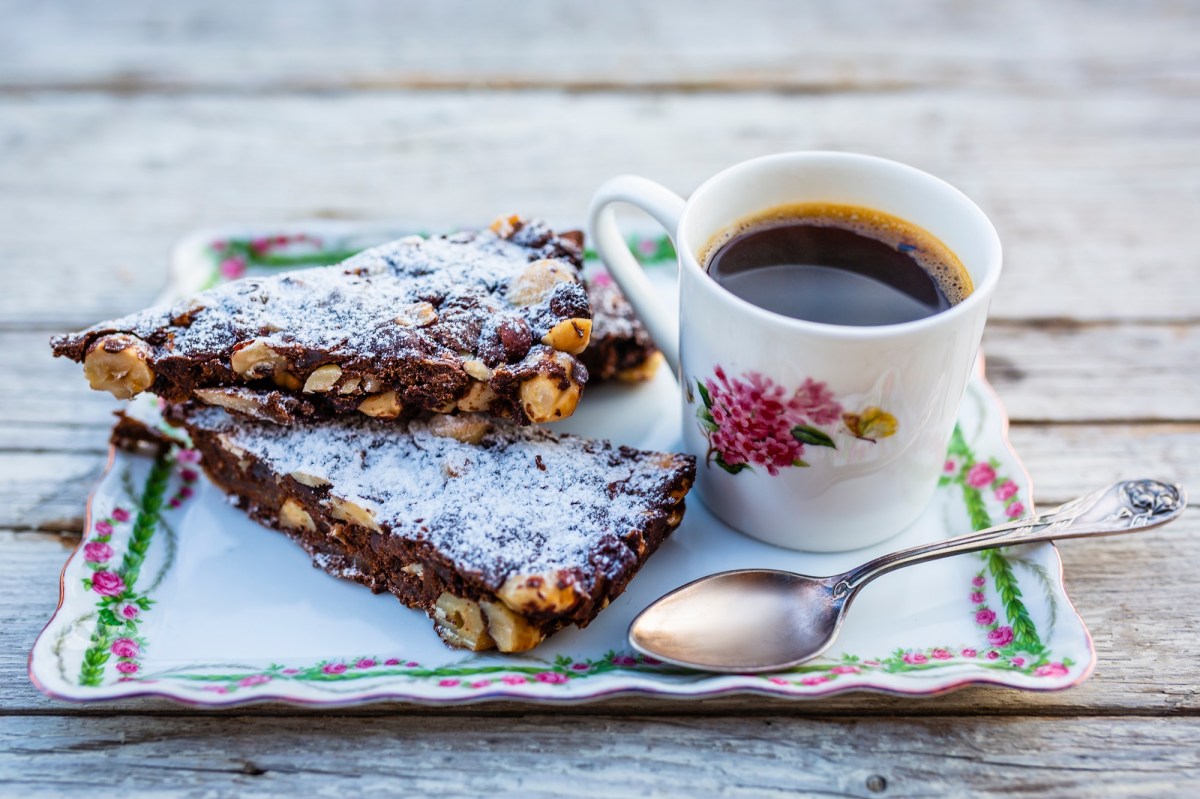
[[704, 203, 971, 326]]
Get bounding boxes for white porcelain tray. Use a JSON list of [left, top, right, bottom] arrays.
[[29, 223, 1094, 705]]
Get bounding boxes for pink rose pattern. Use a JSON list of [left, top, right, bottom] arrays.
[[78, 453, 201, 685], [697, 367, 850, 476]]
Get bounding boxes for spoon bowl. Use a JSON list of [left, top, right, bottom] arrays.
[[630, 479, 1186, 672], [629, 570, 843, 672]]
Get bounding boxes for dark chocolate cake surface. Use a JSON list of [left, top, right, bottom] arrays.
[[52, 218, 591, 424], [178, 404, 693, 589]]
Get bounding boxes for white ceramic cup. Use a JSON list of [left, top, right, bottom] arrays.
[[588, 152, 1002, 551]]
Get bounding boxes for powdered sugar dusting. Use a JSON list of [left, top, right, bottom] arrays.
[[184, 406, 690, 586], [66, 223, 585, 361]]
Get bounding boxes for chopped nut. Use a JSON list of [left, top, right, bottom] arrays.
[[329, 496, 382, 532], [328, 523, 351, 546], [456, 381, 497, 413], [273, 371, 303, 391], [441, 451, 471, 478], [518, 356, 583, 423], [338, 377, 362, 395], [541, 318, 592, 355], [489, 214, 523, 239], [462, 359, 492, 382], [428, 414, 492, 445], [434, 593, 495, 651], [290, 470, 331, 488], [358, 391, 403, 419], [361, 375, 384, 393], [230, 338, 288, 380], [402, 563, 425, 577], [395, 301, 438, 327], [279, 498, 316, 532], [82, 335, 155, 399], [506, 259, 576, 307], [497, 572, 579, 614], [216, 433, 252, 470], [495, 317, 533, 359], [302, 364, 343, 393], [481, 600, 545, 653], [615, 351, 665, 383]]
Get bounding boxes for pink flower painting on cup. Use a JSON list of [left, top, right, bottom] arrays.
[[902, 652, 928, 665], [696, 366, 894, 476], [111, 507, 131, 522], [974, 609, 997, 626], [1006, 502, 1025, 518], [115, 661, 139, 675]]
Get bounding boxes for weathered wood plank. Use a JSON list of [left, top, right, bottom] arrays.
[[1, 0, 1196, 92], [1, 713, 1197, 796], [1, 92, 1198, 327]]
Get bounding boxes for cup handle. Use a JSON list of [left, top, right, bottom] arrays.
[[587, 176, 687, 375]]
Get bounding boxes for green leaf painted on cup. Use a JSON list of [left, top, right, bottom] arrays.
[[792, 425, 836, 449], [714, 454, 749, 474], [696, 379, 713, 410]]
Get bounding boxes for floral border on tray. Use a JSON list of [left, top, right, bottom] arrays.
[[44, 230, 1075, 697], [59, 420, 1071, 696]]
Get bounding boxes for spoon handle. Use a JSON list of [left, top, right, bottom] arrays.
[[837, 479, 1187, 596]]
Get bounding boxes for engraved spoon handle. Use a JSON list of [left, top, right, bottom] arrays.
[[836, 480, 1187, 596]]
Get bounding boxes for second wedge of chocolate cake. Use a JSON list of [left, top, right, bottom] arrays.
[[166, 403, 695, 653], [52, 217, 591, 425]]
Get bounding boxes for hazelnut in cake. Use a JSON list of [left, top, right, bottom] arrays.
[[163, 403, 696, 653], [52, 217, 591, 425]]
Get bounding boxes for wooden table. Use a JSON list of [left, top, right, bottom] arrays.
[[2, 2, 1198, 795]]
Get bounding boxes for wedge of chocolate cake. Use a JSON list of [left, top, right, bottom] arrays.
[[53, 217, 591, 425], [578, 276, 663, 383], [164, 403, 695, 653]]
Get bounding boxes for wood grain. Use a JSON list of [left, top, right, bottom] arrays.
[[1, 91, 1198, 327], [2, 0, 1196, 93], [1, 714, 1198, 796], [2, 1, 1198, 791]]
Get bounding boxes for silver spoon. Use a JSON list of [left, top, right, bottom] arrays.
[[629, 479, 1186, 672]]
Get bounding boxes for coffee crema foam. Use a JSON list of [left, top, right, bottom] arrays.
[[700, 202, 973, 305]]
